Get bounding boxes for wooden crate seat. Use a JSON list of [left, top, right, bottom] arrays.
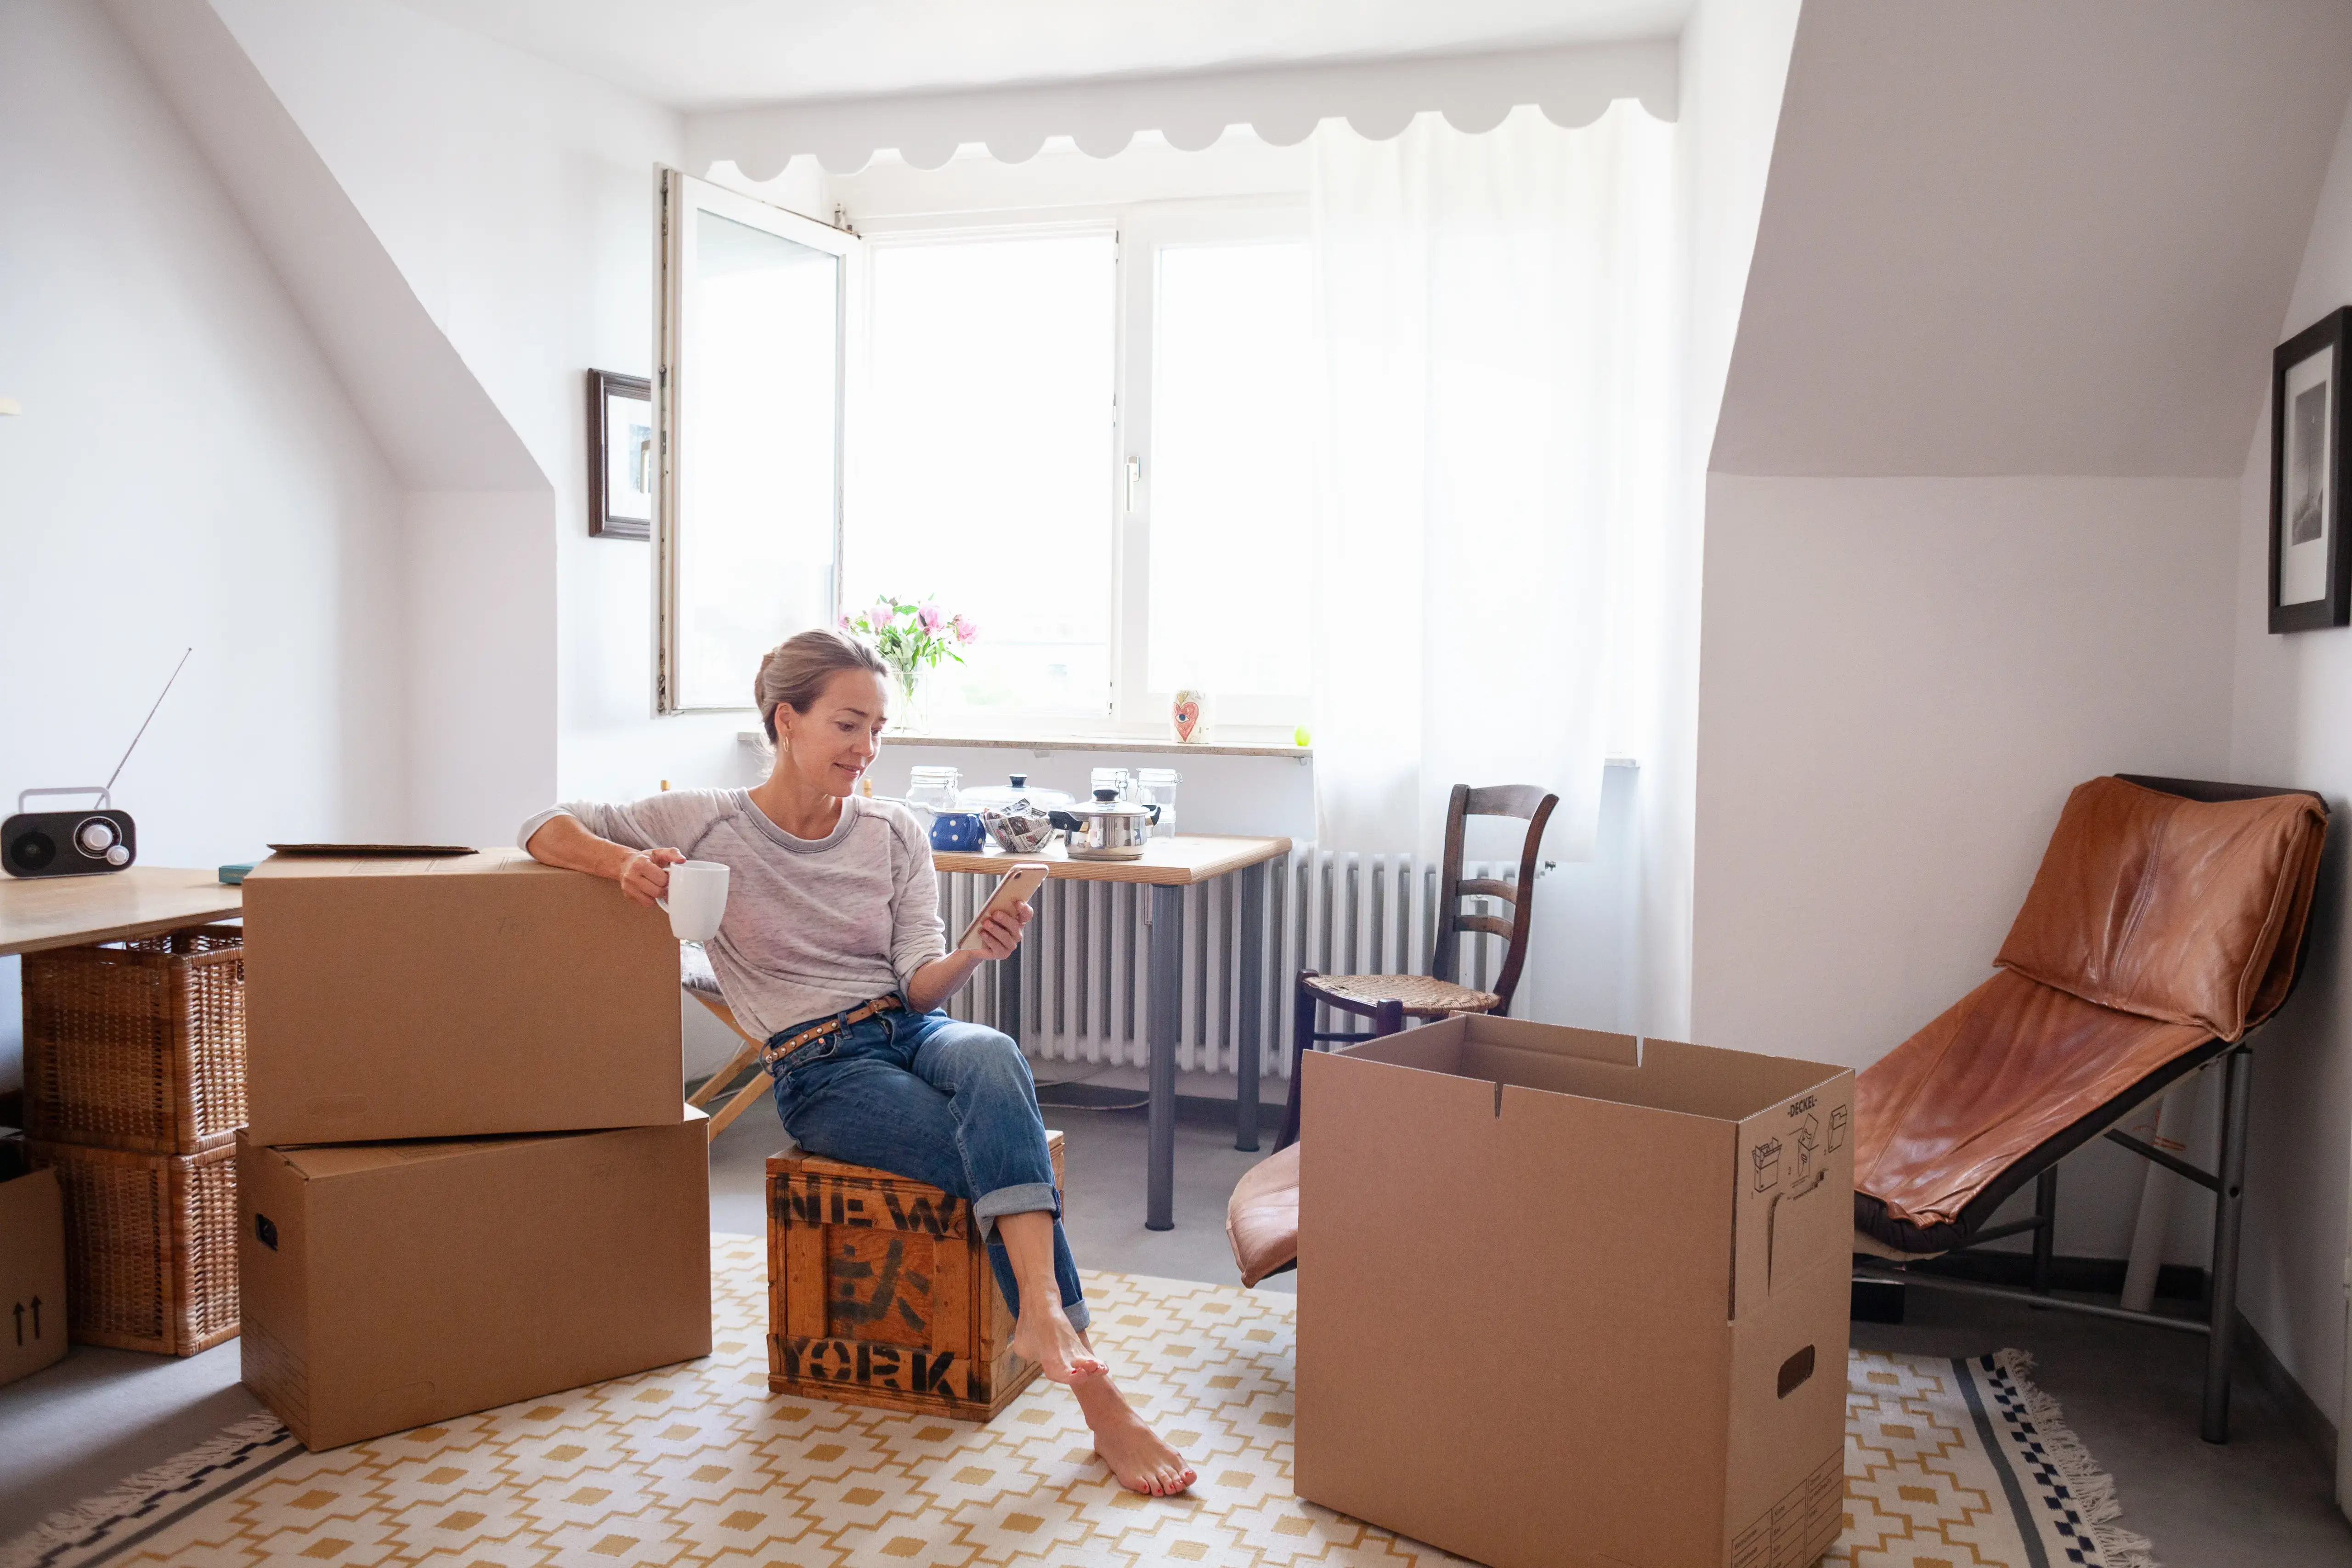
[[766, 1132, 1064, 1422]]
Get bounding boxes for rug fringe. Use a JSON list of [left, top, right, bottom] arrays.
[[0, 1412, 292, 1568], [1992, 1349, 2159, 1568]]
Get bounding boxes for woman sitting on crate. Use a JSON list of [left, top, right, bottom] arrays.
[[519, 627, 1195, 1498]]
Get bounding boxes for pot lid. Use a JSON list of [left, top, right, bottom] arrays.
[[1065, 787, 1154, 818], [960, 772, 1074, 810]]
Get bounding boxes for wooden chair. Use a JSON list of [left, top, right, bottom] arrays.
[[1277, 783, 1557, 1152], [682, 946, 776, 1143], [1228, 783, 1556, 1288]]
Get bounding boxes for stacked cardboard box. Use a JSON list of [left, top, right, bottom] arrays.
[[0, 1168, 69, 1387], [238, 848, 711, 1450]]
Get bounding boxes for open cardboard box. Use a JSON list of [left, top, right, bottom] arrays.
[[242, 848, 682, 1145], [1295, 1015, 1853, 1568], [239, 1109, 712, 1451]]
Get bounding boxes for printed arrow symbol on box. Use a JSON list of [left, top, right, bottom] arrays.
[[28, 1297, 39, 1338], [11, 1302, 20, 1346]]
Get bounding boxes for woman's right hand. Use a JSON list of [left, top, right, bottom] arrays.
[[619, 847, 687, 908]]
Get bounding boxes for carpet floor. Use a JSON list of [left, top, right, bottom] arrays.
[[2, 1236, 2151, 1568]]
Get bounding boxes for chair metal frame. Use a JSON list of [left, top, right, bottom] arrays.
[[1852, 773, 2321, 1446], [1273, 782, 1557, 1153]]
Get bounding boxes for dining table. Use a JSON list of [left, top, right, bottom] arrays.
[[0, 866, 243, 958], [932, 833, 1291, 1230]]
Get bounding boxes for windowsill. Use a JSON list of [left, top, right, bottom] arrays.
[[737, 730, 1311, 760]]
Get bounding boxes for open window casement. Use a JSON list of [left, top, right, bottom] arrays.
[[657, 169, 860, 715]]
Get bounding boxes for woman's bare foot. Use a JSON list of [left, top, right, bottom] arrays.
[[1073, 1372, 1196, 1496], [1009, 1297, 1106, 1385]]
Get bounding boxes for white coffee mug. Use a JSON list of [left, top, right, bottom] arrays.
[[657, 860, 730, 942]]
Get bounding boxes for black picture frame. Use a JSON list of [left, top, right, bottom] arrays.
[[2269, 307, 2351, 633], [588, 368, 653, 540]]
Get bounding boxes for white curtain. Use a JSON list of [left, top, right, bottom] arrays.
[[1308, 102, 1677, 863]]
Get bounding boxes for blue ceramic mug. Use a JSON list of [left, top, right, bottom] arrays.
[[928, 811, 986, 852]]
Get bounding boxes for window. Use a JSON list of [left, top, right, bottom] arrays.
[[1131, 218, 1315, 725], [659, 173, 1317, 734], [843, 231, 1117, 717], [656, 172, 856, 713]]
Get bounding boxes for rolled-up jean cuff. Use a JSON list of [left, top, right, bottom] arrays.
[[1063, 1296, 1091, 1333], [973, 1182, 1060, 1237]]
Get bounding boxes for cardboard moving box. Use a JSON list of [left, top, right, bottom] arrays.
[[239, 1109, 711, 1450], [1, 1169, 69, 1387], [242, 848, 681, 1145], [1296, 1016, 1854, 1568]]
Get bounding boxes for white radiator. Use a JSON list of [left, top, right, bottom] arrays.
[[937, 848, 1522, 1081]]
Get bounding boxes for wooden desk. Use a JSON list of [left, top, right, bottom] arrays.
[[0, 868, 242, 958], [936, 835, 1289, 1231]]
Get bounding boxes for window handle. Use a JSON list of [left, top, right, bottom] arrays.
[[1126, 456, 1142, 513]]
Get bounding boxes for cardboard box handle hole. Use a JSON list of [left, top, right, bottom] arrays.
[[1777, 1344, 1815, 1398]]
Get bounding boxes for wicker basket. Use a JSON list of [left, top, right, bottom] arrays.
[[28, 1138, 240, 1355], [23, 926, 246, 1155]]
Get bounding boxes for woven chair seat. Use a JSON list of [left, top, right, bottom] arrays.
[[1302, 971, 1501, 1018]]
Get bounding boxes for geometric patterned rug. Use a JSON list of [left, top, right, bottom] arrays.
[[0, 1237, 2154, 1568], [1835, 1348, 2154, 1568]]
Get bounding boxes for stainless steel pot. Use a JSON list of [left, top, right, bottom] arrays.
[[1049, 789, 1161, 860]]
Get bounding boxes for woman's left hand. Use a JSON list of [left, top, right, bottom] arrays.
[[969, 900, 1032, 961]]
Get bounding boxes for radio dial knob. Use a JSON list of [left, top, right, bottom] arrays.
[[105, 843, 132, 866], [77, 819, 118, 855]]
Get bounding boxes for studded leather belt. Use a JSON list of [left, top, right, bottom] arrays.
[[760, 994, 902, 1074]]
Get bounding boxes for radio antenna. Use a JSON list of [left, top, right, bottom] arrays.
[[105, 647, 192, 795]]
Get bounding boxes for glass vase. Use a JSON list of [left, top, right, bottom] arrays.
[[887, 663, 929, 735]]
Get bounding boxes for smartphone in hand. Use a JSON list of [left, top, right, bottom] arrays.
[[956, 861, 1051, 953]]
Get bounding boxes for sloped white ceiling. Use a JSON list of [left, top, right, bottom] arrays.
[[102, 0, 545, 492], [1713, 0, 2352, 478], [380, 0, 1689, 110]]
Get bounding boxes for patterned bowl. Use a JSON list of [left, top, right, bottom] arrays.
[[981, 804, 1056, 855]]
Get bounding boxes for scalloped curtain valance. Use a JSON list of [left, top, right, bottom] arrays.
[[684, 39, 1677, 178]]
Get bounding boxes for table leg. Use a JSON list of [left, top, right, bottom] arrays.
[[1236, 863, 1265, 1152], [1148, 882, 1182, 1230], [1001, 928, 1023, 1046]]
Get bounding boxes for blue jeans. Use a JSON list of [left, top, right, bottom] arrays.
[[767, 1002, 1088, 1332]]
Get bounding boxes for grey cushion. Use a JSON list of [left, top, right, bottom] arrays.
[[679, 942, 724, 999]]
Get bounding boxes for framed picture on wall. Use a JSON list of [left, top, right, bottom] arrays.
[[2269, 307, 2351, 632], [589, 368, 654, 540]]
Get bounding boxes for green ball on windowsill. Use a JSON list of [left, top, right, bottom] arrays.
[[1293, 726, 1312, 749]]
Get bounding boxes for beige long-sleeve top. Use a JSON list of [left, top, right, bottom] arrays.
[[519, 789, 945, 1042]]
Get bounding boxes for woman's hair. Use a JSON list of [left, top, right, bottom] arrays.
[[755, 627, 888, 745]]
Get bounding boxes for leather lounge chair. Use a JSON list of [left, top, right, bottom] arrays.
[[1853, 774, 2327, 1443]]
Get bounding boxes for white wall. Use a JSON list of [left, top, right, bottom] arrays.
[[1685, 1, 2352, 1427], [1691, 475, 2241, 1260], [2227, 87, 2352, 1429], [1630, 0, 1803, 1040], [405, 491, 560, 844], [0, 0, 406, 1088], [207, 0, 691, 822]]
